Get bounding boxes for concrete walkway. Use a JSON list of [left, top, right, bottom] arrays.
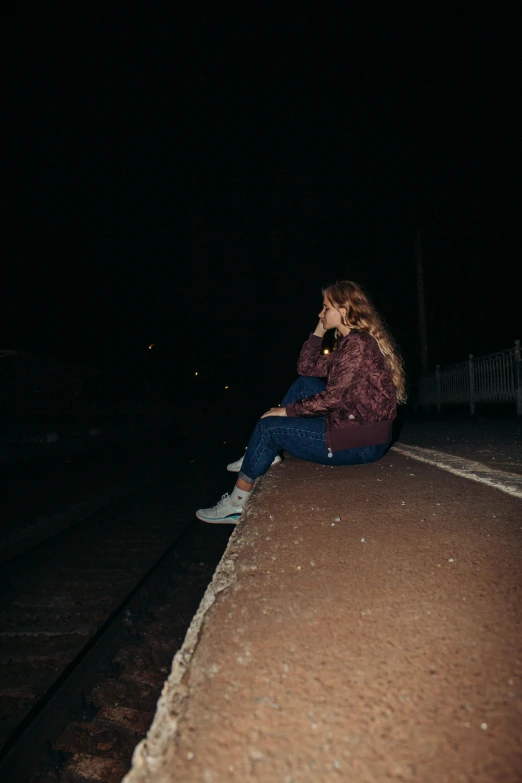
[[124, 444, 522, 783]]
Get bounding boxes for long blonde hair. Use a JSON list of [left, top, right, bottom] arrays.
[[323, 280, 407, 403]]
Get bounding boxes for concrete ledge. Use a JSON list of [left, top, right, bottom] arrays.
[[123, 454, 522, 783]]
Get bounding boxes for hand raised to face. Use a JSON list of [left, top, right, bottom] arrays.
[[313, 318, 327, 337]]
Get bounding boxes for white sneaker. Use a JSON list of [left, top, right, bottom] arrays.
[[227, 453, 282, 472], [196, 493, 243, 524]]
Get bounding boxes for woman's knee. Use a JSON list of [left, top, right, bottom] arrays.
[[298, 376, 326, 397], [282, 376, 325, 404], [252, 417, 280, 439]]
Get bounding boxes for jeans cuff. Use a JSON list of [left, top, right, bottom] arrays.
[[238, 470, 255, 484]]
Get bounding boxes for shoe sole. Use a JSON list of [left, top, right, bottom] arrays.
[[195, 512, 240, 524], [227, 456, 282, 473]]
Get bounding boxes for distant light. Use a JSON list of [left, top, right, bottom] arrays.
[[148, 343, 155, 350], [224, 385, 229, 389], [323, 348, 329, 355], [194, 371, 198, 376]]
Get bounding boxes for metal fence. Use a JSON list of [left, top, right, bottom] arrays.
[[418, 340, 522, 415]]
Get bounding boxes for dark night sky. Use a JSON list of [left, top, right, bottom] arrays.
[[3, 3, 520, 400]]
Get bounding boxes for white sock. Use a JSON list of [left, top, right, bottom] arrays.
[[230, 485, 251, 506]]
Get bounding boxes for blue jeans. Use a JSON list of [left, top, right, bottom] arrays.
[[238, 376, 389, 484]]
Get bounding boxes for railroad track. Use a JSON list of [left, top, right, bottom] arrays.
[[0, 454, 234, 783]]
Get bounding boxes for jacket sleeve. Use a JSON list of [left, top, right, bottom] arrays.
[[295, 334, 332, 377], [287, 333, 366, 417]]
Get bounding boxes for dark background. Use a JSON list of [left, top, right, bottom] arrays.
[[3, 3, 520, 413]]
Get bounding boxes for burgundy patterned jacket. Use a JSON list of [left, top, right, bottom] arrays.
[[285, 331, 397, 452]]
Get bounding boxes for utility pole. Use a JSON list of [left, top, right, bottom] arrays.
[[415, 227, 429, 374]]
